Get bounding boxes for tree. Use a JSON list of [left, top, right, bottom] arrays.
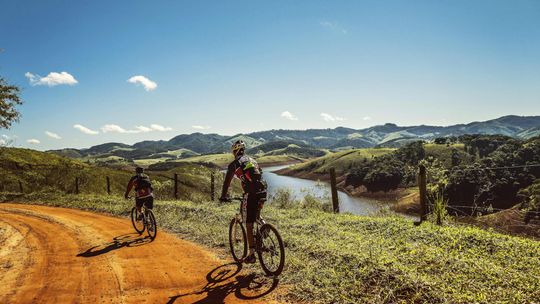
[[0, 77, 23, 129]]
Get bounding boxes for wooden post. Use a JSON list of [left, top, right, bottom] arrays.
[[106, 176, 111, 195], [75, 177, 79, 194], [174, 173, 178, 199], [329, 168, 339, 213], [210, 172, 215, 201], [18, 181, 23, 193], [418, 164, 428, 223]]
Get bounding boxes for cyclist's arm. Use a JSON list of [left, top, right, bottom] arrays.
[[220, 161, 236, 200], [124, 178, 135, 199]]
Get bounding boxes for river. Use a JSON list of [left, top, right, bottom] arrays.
[[262, 165, 390, 216]]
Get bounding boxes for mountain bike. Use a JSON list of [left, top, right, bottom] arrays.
[[227, 196, 285, 276], [129, 198, 157, 240]]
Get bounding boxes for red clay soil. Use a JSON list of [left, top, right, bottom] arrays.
[[0, 203, 283, 304]]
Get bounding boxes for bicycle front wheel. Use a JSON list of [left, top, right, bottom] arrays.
[[146, 210, 157, 240], [257, 223, 285, 276], [229, 218, 247, 262], [131, 207, 145, 234]]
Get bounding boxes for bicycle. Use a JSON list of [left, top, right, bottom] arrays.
[[227, 196, 285, 276], [129, 197, 157, 240]]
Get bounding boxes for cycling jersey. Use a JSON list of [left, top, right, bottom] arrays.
[[221, 154, 267, 197]]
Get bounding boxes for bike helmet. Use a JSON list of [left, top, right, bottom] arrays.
[[231, 140, 246, 157], [135, 167, 144, 174]]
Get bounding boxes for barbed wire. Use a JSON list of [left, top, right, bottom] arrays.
[[447, 163, 540, 172]]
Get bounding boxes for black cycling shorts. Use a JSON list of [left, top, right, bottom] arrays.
[[246, 193, 263, 224], [136, 196, 154, 209]]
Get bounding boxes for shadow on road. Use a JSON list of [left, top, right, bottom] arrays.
[[77, 233, 152, 257], [167, 262, 279, 304]]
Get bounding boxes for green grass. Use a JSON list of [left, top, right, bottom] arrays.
[[424, 143, 474, 168], [0, 147, 228, 200], [288, 148, 395, 174], [5, 192, 539, 304]]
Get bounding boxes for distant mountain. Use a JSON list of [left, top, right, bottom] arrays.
[[49, 115, 540, 161]]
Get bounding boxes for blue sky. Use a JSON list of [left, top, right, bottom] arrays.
[[1, 0, 539, 150]]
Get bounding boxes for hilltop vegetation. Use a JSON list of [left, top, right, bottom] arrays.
[[7, 192, 540, 304], [48, 115, 540, 166]]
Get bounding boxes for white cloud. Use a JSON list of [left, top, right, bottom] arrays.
[[25, 71, 78, 86], [150, 124, 172, 131], [321, 113, 345, 122], [192, 125, 211, 130], [363, 116, 372, 121], [45, 131, 61, 139], [74, 124, 99, 135], [281, 111, 298, 121], [320, 20, 348, 34], [27, 139, 40, 145], [101, 123, 172, 134], [127, 75, 157, 91], [0, 139, 5, 145], [101, 124, 133, 134], [135, 125, 153, 133]]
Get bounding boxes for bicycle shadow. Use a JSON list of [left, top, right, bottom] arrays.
[[77, 233, 152, 257], [167, 262, 279, 304]]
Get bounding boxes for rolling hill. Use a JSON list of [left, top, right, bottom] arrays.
[[48, 115, 540, 163]]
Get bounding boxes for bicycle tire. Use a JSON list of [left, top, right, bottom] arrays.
[[229, 218, 247, 262], [257, 223, 285, 276], [131, 207, 145, 234], [146, 210, 157, 240]]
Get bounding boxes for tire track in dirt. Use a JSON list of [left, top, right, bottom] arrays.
[[0, 203, 282, 304]]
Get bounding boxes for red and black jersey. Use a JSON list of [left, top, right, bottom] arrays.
[[221, 154, 267, 197]]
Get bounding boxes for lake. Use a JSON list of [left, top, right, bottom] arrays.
[[262, 165, 389, 216]]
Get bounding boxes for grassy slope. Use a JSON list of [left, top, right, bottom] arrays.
[[0, 147, 226, 200], [280, 148, 395, 179], [5, 193, 539, 304], [424, 143, 474, 167], [0, 147, 134, 194]]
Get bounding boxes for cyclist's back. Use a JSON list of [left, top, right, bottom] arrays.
[[125, 167, 154, 210]]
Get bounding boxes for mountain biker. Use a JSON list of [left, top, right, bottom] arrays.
[[124, 167, 154, 218], [220, 140, 267, 264]]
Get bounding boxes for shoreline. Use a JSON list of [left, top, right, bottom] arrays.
[[276, 166, 421, 214]]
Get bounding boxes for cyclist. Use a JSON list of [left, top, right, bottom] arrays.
[[124, 167, 154, 219], [220, 140, 267, 264]]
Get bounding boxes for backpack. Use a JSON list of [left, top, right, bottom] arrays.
[[135, 175, 153, 192]]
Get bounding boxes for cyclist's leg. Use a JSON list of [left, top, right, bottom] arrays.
[[135, 198, 143, 212], [245, 193, 258, 260], [135, 198, 144, 220], [145, 196, 154, 210]]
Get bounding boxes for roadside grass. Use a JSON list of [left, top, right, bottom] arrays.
[[4, 192, 539, 304]]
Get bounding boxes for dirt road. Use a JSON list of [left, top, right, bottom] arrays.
[[0, 203, 281, 304]]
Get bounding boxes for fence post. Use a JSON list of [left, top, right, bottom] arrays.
[[418, 164, 428, 223], [75, 177, 79, 195], [18, 181, 23, 193], [174, 173, 178, 199], [210, 172, 215, 201], [106, 176, 111, 195], [329, 168, 339, 213]]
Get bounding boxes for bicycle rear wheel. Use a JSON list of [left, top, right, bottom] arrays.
[[146, 210, 157, 240], [257, 223, 285, 276], [229, 218, 247, 262], [131, 207, 145, 234]]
